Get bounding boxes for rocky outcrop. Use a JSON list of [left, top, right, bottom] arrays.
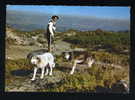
[[5, 71, 65, 92], [95, 80, 129, 93], [6, 28, 47, 47]]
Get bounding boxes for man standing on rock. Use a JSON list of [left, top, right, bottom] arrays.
[[46, 15, 59, 52]]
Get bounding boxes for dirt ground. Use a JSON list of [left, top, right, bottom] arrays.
[[6, 40, 71, 60]]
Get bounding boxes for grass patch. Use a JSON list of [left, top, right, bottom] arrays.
[[5, 57, 129, 92], [63, 30, 130, 53], [5, 59, 32, 85], [90, 51, 129, 66]]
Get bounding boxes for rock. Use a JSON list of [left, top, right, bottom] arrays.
[[5, 71, 65, 92], [111, 80, 129, 93], [32, 36, 38, 41], [31, 71, 65, 89], [35, 42, 43, 47], [66, 32, 76, 36], [95, 80, 129, 93], [6, 56, 13, 60], [73, 48, 86, 51]]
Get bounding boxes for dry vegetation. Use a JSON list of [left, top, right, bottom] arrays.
[[5, 26, 130, 92]]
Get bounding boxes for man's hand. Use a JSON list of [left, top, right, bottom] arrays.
[[53, 27, 56, 31]]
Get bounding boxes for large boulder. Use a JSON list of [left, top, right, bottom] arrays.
[[111, 80, 129, 93], [5, 70, 65, 92]]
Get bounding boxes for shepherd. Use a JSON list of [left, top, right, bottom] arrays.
[[46, 15, 59, 52]]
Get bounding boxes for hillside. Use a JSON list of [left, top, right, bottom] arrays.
[[6, 26, 72, 59], [5, 26, 130, 92]]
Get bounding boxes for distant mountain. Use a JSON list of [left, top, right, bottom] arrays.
[[6, 10, 130, 32]]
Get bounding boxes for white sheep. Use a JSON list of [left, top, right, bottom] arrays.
[[30, 52, 55, 81]]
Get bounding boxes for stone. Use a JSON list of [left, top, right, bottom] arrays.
[[5, 70, 65, 92]]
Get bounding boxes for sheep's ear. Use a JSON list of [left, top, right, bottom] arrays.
[[62, 52, 66, 57], [91, 54, 95, 59], [68, 52, 72, 60], [31, 56, 35, 60], [69, 52, 72, 56], [36, 56, 41, 63], [62, 52, 66, 55], [62, 52, 64, 55]]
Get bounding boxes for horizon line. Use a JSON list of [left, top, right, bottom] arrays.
[[6, 9, 130, 21]]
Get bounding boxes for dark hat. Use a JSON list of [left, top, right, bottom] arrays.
[[51, 15, 59, 19]]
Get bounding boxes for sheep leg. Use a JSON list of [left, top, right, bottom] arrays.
[[49, 63, 53, 76], [52, 62, 55, 68], [45, 67, 49, 75], [87, 58, 94, 67], [40, 67, 45, 79], [70, 60, 77, 75], [70, 60, 83, 75], [31, 67, 38, 81]]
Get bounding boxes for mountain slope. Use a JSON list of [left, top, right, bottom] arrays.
[[6, 10, 130, 32]]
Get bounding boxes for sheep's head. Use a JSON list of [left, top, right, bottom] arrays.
[[31, 56, 41, 65], [62, 51, 72, 61]]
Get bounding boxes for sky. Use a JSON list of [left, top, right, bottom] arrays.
[[7, 5, 130, 20]]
